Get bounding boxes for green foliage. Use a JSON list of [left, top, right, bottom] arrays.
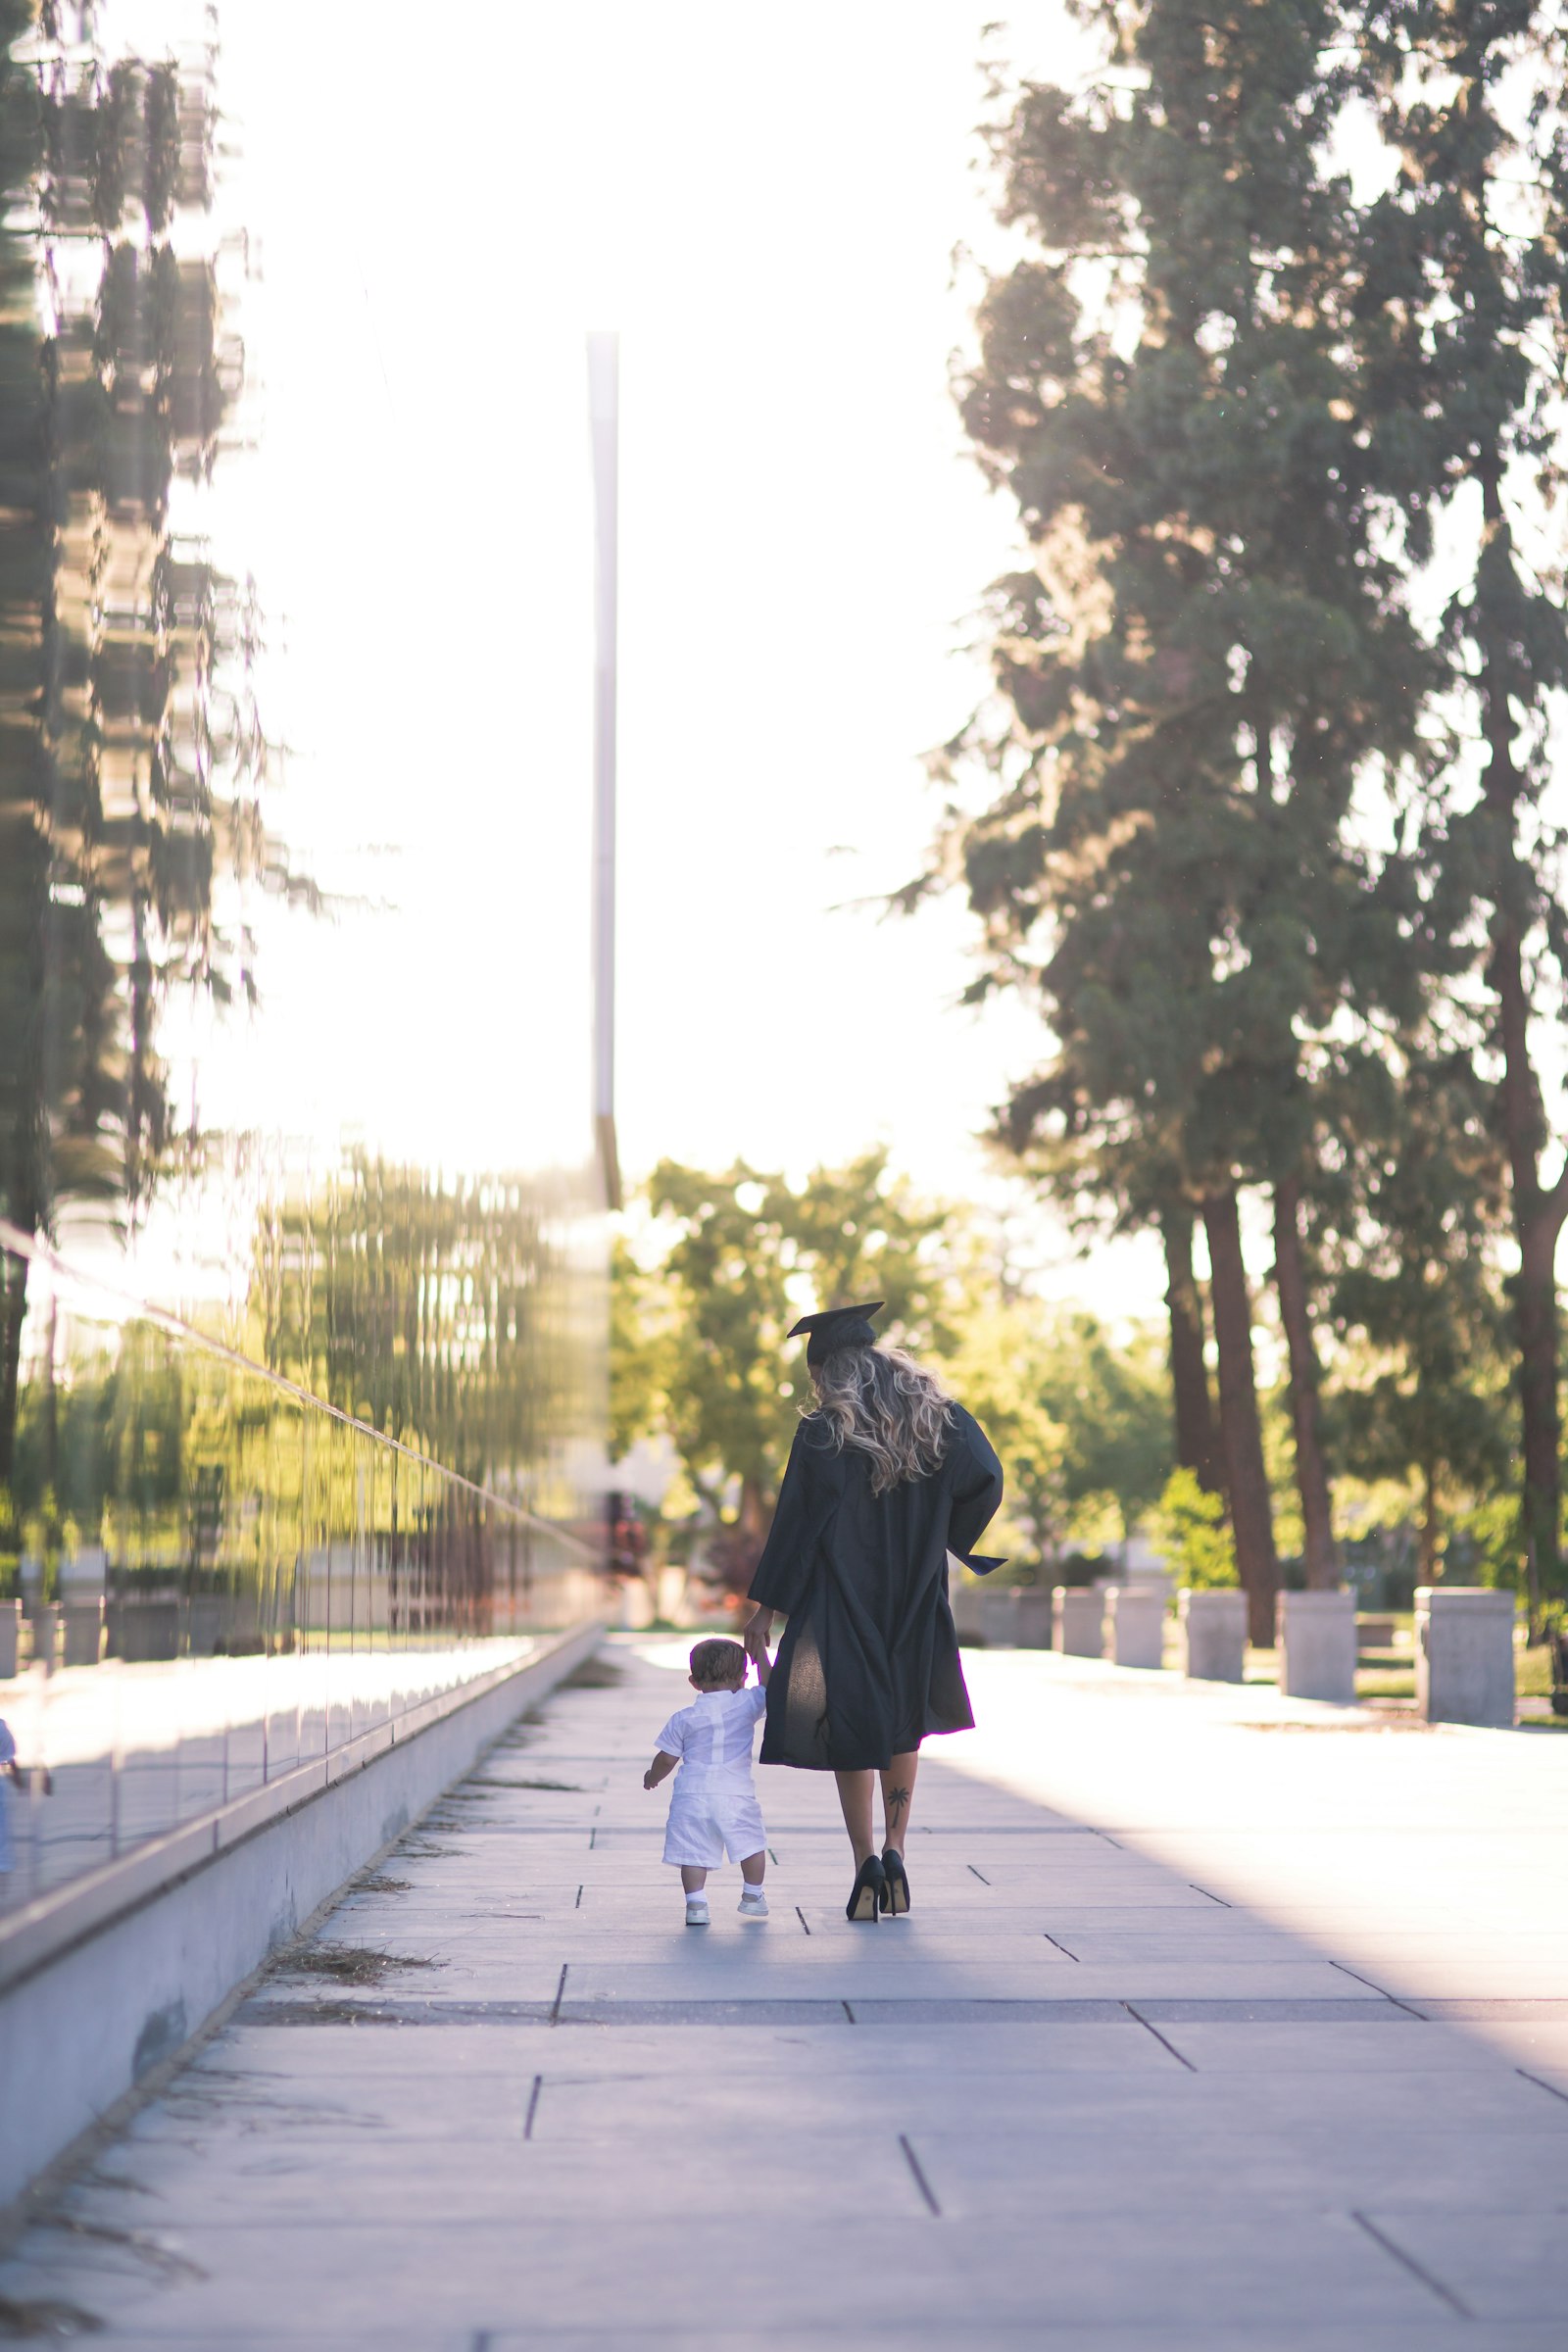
[[1258, 1381, 1305, 1566], [613, 1155, 1173, 1580], [621, 1152, 971, 1532], [610, 1230, 671, 1467], [1, 1140, 603, 1619], [909, 0, 1467, 1626], [1442, 1490, 1530, 1595], [936, 1300, 1170, 1569], [907, 3, 1568, 1600], [248, 1154, 591, 1502], [931, 1300, 1065, 1566], [933, 2, 1431, 1226], [1348, 1, 1568, 1595], [1152, 1468, 1237, 1592], [1052, 1316, 1171, 1535], [1308, 1043, 1516, 1568]]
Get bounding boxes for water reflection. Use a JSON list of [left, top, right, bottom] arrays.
[[0, 10, 611, 1910], [0, 1163, 607, 1904], [0, 12, 267, 1338]]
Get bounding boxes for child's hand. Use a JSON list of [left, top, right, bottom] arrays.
[[643, 1768, 658, 1789]]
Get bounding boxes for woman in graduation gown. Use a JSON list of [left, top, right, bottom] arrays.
[[742, 1301, 1004, 1923]]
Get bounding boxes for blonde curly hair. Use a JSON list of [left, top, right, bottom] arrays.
[[810, 1344, 955, 1494]]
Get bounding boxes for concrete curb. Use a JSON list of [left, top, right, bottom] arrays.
[[0, 1619, 606, 2206]]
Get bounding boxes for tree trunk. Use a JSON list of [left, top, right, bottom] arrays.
[[0, 1241, 26, 1494], [1160, 1203, 1220, 1494], [1476, 459, 1567, 1599], [1419, 1458, 1440, 1585], [1271, 1175, 1338, 1590], [1201, 1186, 1280, 1646], [41, 1288, 58, 1504], [1515, 1208, 1563, 1604]]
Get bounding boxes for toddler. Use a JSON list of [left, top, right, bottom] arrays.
[[644, 1636, 771, 1927]]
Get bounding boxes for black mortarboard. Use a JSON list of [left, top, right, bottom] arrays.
[[787, 1300, 885, 1368]]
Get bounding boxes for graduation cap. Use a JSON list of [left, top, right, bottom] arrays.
[[787, 1299, 885, 1368]]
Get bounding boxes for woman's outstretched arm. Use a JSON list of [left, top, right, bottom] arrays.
[[949, 1412, 1004, 1561]]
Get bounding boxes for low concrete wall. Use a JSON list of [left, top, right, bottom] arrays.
[[0, 1618, 605, 2208], [978, 1588, 1021, 1647]]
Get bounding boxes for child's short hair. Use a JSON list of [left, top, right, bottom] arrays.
[[689, 1637, 747, 1687]]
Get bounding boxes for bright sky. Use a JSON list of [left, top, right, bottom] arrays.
[[112, 3, 1161, 1316]]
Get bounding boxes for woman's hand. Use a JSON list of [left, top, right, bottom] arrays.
[[742, 1608, 773, 1662]]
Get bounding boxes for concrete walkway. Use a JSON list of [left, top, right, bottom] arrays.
[[4, 1638, 1566, 2349]]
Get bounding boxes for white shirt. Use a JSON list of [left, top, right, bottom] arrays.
[[656, 1685, 767, 1785]]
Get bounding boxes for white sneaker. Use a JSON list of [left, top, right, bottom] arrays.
[[738, 1888, 769, 1918], [685, 1895, 710, 1928]]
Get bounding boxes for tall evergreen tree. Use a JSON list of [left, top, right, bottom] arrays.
[[1354, 0, 1568, 1601], [983, 1100, 1222, 1497], [1321, 1050, 1513, 1580], [930, 0, 1431, 1637], [1160, 1200, 1222, 1494]]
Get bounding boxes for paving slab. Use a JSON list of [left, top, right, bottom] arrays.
[[5, 1638, 1566, 2346], [68, 2330, 1568, 2352]]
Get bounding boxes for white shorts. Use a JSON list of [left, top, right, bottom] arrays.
[[662, 1776, 768, 1869]]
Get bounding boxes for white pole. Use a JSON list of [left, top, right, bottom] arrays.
[[587, 332, 620, 1209]]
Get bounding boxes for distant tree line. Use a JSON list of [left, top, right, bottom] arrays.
[[905, 0, 1568, 1639], [611, 1152, 1171, 1592]]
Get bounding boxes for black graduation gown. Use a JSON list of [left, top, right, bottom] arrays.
[[748, 1404, 1004, 1772]]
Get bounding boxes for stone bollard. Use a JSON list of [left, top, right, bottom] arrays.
[[948, 1579, 986, 1645], [106, 1596, 180, 1661], [1416, 1586, 1515, 1727], [1179, 1588, 1247, 1683], [27, 1605, 60, 1674], [1103, 1586, 1165, 1670], [656, 1567, 688, 1623], [978, 1587, 1021, 1647], [0, 1597, 19, 1679], [1276, 1590, 1357, 1704], [1014, 1592, 1054, 1648], [615, 1579, 655, 1631], [1053, 1586, 1103, 1657], [61, 1598, 105, 1669]]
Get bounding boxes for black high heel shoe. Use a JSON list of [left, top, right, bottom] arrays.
[[880, 1849, 910, 1916], [846, 1855, 886, 1923]]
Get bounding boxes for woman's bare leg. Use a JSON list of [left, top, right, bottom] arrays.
[[833, 1769, 876, 1868], [879, 1751, 919, 1856]]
